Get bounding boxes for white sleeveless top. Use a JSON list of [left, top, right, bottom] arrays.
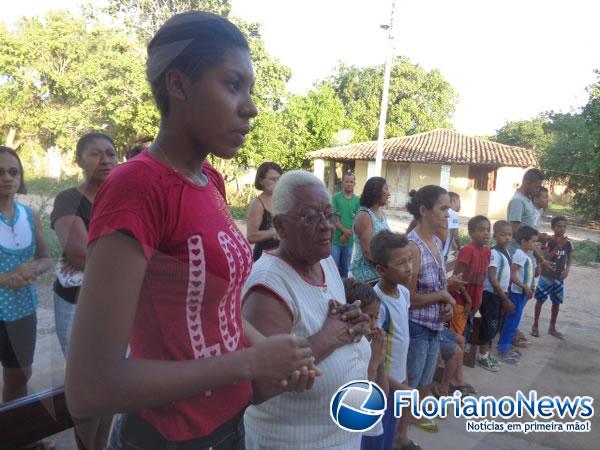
[[242, 253, 370, 450]]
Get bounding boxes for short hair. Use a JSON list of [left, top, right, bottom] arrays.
[[272, 170, 327, 216], [342, 171, 355, 180], [343, 278, 380, 308], [405, 185, 448, 220], [515, 225, 539, 244], [370, 229, 409, 267], [254, 162, 283, 190], [493, 220, 511, 235], [76, 132, 115, 163], [522, 168, 545, 184], [448, 192, 460, 202], [0, 146, 26, 194], [468, 215, 490, 233], [126, 144, 145, 160], [147, 11, 249, 118], [551, 215, 568, 229], [360, 176, 387, 208], [533, 186, 549, 198]]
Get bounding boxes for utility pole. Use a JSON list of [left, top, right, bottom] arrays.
[[373, 0, 395, 177]]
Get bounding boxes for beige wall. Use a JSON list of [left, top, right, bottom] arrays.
[[488, 166, 526, 220], [409, 163, 441, 190], [346, 161, 526, 220]]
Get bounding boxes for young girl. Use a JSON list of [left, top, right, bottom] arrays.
[[0, 146, 52, 448], [66, 12, 315, 449]]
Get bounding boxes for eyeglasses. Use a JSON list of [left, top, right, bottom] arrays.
[[282, 211, 340, 227], [0, 168, 20, 177]]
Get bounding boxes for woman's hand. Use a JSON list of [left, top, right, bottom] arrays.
[[249, 334, 315, 382], [6, 272, 31, 289], [15, 262, 37, 282], [328, 300, 370, 341]]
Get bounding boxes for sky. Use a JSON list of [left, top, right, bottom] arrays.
[[4, 0, 600, 136]]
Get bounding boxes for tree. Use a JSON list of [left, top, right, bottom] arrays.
[[543, 73, 600, 218], [324, 57, 458, 142], [0, 12, 159, 166], [240, 84, 349, 170], [493, 116, 553, 153]]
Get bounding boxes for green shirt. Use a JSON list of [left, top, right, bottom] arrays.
[[332, 191, 360, 247]]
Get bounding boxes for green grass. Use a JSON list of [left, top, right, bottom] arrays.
[[547, 202, 577, 217], [26, 175, 80, 198], [229, 205, 249, 220], [572, 240, 600, 266]]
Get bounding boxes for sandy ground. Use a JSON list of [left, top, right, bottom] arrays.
[[3, 216, 600, 449]]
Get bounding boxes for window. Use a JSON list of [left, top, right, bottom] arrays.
[[468, 166, 497, 191]]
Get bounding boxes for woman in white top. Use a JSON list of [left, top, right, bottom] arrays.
[[243, 170, 371, 450]]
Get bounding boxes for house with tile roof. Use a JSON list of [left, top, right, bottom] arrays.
[[308, 128, 538, 219]]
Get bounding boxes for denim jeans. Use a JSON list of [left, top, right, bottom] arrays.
[[54, 292, 76, 357], [108, 411, 245, 450], [331, 244, 353, 278], [406, 321, 440, 388]]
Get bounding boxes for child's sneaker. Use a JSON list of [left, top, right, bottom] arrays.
[[497, 355, 520, 366], [477, 355, 499, 372]]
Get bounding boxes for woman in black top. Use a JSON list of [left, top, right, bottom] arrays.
[[246, 162, 282, 261], [50, 132, 117, 450]]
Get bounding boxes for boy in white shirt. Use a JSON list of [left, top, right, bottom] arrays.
[[370, 230, 421, 450], [497, 226, 539, 364]]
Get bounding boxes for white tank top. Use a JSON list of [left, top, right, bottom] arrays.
[[242, 253, 370, 450]]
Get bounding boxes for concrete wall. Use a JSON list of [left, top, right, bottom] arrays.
[[488, 166, 526, 220], [354, 160, 390, 198], [409, 163, 441, 190], [330, 160, 526, 220]]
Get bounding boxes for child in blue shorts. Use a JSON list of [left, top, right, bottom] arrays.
[[532, 216, 573, 340]]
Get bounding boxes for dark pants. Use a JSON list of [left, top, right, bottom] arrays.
[[108, 411, 245, 450]]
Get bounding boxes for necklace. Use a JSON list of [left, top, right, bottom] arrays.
[[152, 141, 208, 186], [0, 202, 20, 248]]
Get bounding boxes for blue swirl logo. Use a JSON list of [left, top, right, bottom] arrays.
[[330, 380, 387, 432]]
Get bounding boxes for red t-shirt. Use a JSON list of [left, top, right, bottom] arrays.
[[88, 151, 253, 441], [450, 243, 491, 311]]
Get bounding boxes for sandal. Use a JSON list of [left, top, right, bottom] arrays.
[[450, 383, 478, 395], [409, 416, 439, 432], [513, 339, 528, 348], [531, 325, 540, 337], [396, 440, 423, 450], [549, 329, 566, 340]]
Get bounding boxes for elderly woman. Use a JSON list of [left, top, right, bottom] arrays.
[[243, 170, 371, 450]]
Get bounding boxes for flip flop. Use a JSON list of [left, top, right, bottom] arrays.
[[549, 329, 566, 340], [531, 326, 540, 337], [412, 419, 438, 432]]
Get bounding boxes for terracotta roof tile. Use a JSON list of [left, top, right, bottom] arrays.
[[307, 129, 537, 167]]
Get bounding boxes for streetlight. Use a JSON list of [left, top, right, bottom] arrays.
[[373, 0, 395, 178]]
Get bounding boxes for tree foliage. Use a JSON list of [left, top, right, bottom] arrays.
[[492, 116, 552, 153], [324, 57, 458, 142], [541, 73, 600, 218], [0, 12, 158, 163]]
